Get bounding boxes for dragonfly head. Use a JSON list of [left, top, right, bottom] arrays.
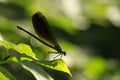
[[62, 51, 66, 56]]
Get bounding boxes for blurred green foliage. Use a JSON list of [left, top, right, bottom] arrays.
[[0, 40, 71, 80], [0, 0, 120, 80]]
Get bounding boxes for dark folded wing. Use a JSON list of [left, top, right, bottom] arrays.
[[32, 12, 59, 47]]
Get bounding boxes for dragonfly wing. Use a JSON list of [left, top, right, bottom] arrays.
[[32, 12, 59, 47]]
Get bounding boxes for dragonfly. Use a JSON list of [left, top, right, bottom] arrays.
[[17, 12, 66, 58]]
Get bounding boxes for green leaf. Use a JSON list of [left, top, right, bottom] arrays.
[[0, 40, 15, 50], [0, 40, 36, 60], [14, 43, 36, 59], [36, 59, 72, 80], [21, 61, 53, 80], [0, 40, 71, 80], [0, 66, 16, 80]]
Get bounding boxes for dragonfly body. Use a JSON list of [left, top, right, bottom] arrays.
[[17, 12, 66, 57]]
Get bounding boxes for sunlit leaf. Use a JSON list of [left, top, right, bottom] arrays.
[[14, 43, 36, 58], [36, 59, 72, 80], [0, 40, 14, 50], [0, 40, 36, 60]]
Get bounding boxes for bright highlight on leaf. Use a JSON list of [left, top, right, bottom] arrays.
[[37, 59, 72, 80], [0, 40, 36, 60], [15, 44, 36, 58], [0, 34, 3, 42], [40, 59, 72, 76]]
